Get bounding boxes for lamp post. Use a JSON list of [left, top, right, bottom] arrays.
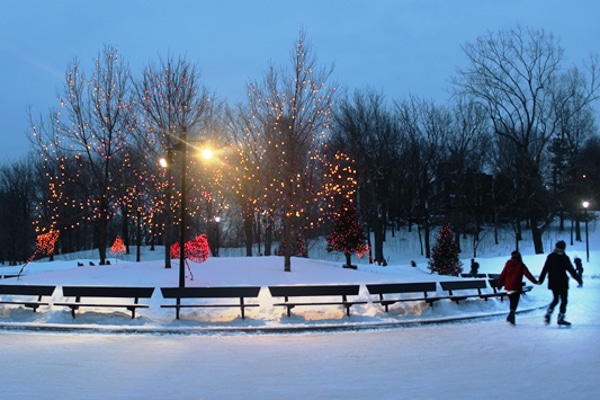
[[161, 127, 214, 285], [159, 151, 173, 269], [214, 216, 221, 257], [177, 128, 188, 287], [583, 201, 590, 263]]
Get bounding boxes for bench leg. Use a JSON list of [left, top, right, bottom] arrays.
[[71, 307, 77, 319]]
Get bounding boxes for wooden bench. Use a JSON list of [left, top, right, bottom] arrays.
[[486, 278, 508, 300], [0, 284, 56, 312], [268, 284, 367, 317], [160, 286, 262, 320], [54, 286, 155, 319], [366, 282, 440, 311], [460, 273, 487, 278], [489, 278, 533, 298], [439, 280, 491, 303]]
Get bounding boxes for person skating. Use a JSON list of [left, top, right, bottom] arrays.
[[538, 240, 583, 326], [573, 256, 584, 287], [497, 250, 539, 325]]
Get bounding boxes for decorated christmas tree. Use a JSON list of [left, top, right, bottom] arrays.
[[428, 223, 463, 275], [110, 235, 126, 263], [326, 199, 369, 268]]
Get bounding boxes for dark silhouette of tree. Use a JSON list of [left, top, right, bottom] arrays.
[[453, 26, 600, 253], [330, 89, 401, 265]]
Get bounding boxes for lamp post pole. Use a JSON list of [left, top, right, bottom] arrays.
[[178, 127, 188, 288], [159, 151, 174, 269], [214, 216, 221, 257], [583, 201, 590, 263]]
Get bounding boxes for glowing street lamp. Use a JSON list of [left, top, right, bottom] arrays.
[[160, 128, 216, 285], [583, 201, 590, 263]]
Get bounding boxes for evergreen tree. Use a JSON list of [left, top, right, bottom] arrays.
[[428, 223, 463, 275], [110, 235, 126, 263], [326, 199, 369, 268]]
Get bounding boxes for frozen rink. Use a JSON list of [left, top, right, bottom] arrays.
[[1, 277, 598, 400]]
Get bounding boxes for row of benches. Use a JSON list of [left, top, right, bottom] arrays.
[[0, 279, 530, 320]]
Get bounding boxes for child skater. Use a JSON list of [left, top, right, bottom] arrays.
[[498, 250, 540, 325]]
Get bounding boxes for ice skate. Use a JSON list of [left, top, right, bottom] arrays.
[[506, 311, 515, 326], [544, 312, 551, 325], [557, 313, 571, 327]]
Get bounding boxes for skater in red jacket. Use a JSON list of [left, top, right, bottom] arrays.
[[498, 250, 539, 325]]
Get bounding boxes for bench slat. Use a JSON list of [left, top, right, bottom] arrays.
[[161, 304, 260, 309], [268, 284, 360, 297], [0, 284, 56, 296], [161, 286, 261, 299], [61, 286, 155, 298]]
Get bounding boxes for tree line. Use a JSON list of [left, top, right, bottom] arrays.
[[1, 26, 599, 268]]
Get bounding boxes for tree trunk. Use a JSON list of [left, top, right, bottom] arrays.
[[98, 199, 108, 265], [344, 252, 352, 266], [243, 206, 253, 257], [531, 216, 544, 254]]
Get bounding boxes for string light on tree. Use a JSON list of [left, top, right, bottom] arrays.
[[428, 223, 463, 276], [110, 235, 126, 263], [170, 234, 211, 282], [18, 230, 60, 277]]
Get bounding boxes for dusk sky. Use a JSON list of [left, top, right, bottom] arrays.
[[1, 0, 599, 161]]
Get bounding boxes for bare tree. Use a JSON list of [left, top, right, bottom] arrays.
[[224, 104, 270, 256], [0, 157, 37, 264], [31, 46, 136, 264], [330, 89, 401, 265], [396, 96, 451, 259], [246, 30, 336, 271], [452, 26, 600, 253], [446, 98, 491, 250]]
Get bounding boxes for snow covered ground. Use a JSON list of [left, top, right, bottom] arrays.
[[0, 225, 598, 399]]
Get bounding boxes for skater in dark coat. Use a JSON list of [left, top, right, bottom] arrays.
[[469, 259, 480, 275], [573, 257, 584, 287], [538, 240, 582, 326], [498, 250, 539, 325]]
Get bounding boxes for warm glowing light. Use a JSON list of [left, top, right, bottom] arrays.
[[583, 201, 590, 209], [159, 158, 168, 168], [201, 148, 213, 160]]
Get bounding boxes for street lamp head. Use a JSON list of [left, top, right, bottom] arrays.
[[583, 200, 590, 209], [214, 216, 221, 223], [159, 158, 168, 168], [201, 148, 213, 160]]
